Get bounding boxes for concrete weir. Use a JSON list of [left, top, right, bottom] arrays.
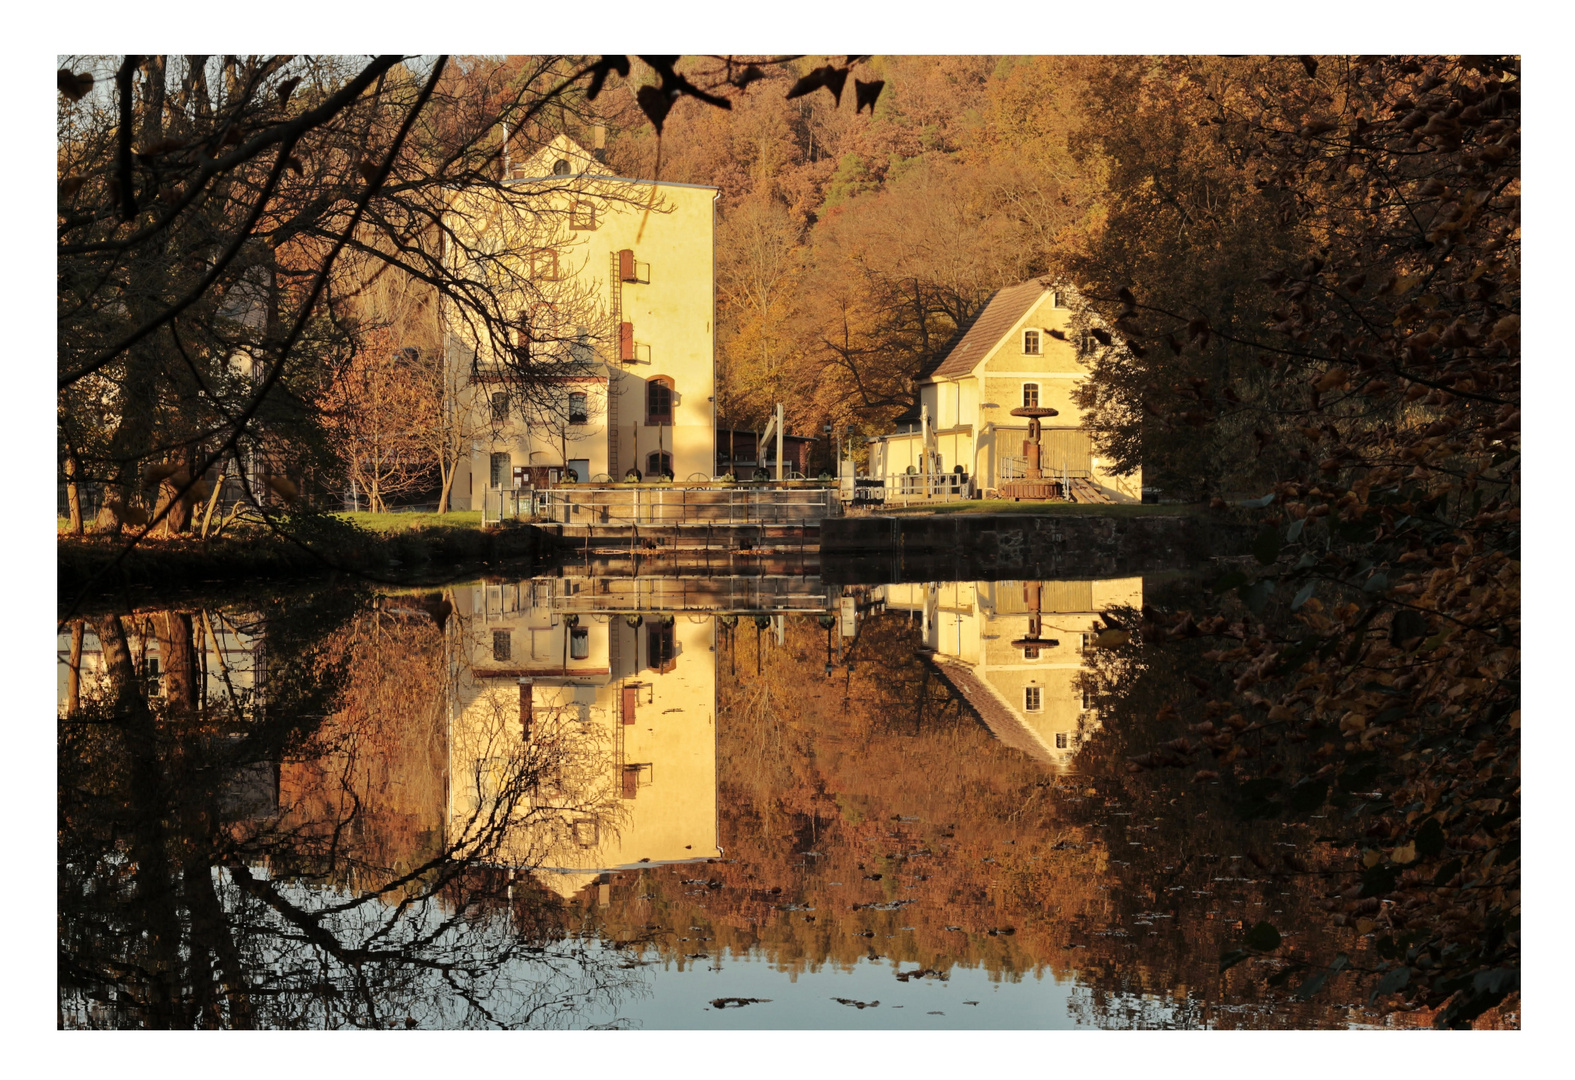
[[819, 513, 1246, 583]]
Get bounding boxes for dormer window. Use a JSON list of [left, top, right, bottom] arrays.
[[1052, 290, 1069, 309], [1023, 329, 1041, 355]]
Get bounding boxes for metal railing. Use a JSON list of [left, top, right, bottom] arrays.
[[531, 484, 840, 526], [547, 575, 836, 614]]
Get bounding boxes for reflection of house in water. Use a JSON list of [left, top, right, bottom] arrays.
[[57, 611, 267, 714], [876, 578, 1143, 768], [448, 579, 724, 899]]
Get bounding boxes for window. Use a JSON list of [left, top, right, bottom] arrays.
[[1082, 685, 1095, 710], [1078, 330, 1097, 357], [1023, 329, 1041, 355], [646, 376, 674, 425], [568, 391, 588, 424], [646, 451, 673, 478], [552, 157, 572, 176], [1056, 731, 1071, 750], [647, 621, 675, 673], [1052, 290, 1069, 309], [1023, 645, 1040, 660], [1025, 686, 1042, 712], [1022, 383, 1040, 409], [618, 248, 638, 283], [492, 630, 512, 662], [569, 626, 589, 660], [1081, 632, 1093, 652], [571, 818, 599, 846], [618, 320, 635, 363], [569, 200, 597, 230], [621, 765, 641, 800], [491, 391, 510, 423], [530, 248, 563, 280], [490, 452, 510, 487]]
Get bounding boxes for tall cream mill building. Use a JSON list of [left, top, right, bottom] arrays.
[[870, 280, 1141, 500], [444, 135, 718, 508], [445, 577, 722, 899]]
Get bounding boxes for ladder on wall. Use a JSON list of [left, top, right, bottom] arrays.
[[605, 252, 623, 477]]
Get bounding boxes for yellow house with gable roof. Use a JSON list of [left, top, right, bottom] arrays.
[[443, 135, 718, 510], [877, 576, 1143, 769], [869, 279, 1140, 501]]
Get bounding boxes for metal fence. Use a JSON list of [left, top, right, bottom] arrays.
[[548, 575, 836, 614], [493, 483, 841, 526]]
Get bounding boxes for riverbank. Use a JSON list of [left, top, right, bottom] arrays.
[[821, 510, 1250, 583], [58, 517, 563, 600]]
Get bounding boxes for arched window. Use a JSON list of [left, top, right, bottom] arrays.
[[646, 376, 674, 425], [552, 158, 571, 176], [646, 451, 673, 478], [1022, 383, 1039, 409], [568, 391, 588, 424]]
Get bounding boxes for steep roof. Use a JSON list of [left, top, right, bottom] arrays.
[[925, 278, 1052, 381], [928, 655, 1068, 770]]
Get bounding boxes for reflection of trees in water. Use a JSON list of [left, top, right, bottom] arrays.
[[583, 604, 1386, 1028], [57, 593, 638, 1029]]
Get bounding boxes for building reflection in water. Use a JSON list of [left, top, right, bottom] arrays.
[[445, 572, 1138, 907], [876, 577, 1142, 769], [447, 573, 838, 900]]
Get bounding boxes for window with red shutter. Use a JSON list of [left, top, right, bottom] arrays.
[[619, 321, 635, 362], [618, 248, 636, 282], [621, 685, 637, 726]]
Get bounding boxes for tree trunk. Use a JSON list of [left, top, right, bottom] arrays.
[[157, 612, 197, 713], [67, 621, 84, 717], [199, 462, 226, 540], [64, 452, 84, 534], [437, 457, 455, 514]]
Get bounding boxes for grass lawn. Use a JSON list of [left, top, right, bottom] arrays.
[[876, 500, 1197, 517], [333, 510, 483, 533]]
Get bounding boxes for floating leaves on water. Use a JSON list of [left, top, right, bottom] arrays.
[[711, 997, 769, 1008]]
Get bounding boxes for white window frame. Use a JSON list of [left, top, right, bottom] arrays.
[[1022, 383, 1040, 409], [1022, 329, 1041, 355], [1025, 686, 1042, 712]]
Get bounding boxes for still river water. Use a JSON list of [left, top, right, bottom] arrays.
[[57, 559, 1405, 1030]]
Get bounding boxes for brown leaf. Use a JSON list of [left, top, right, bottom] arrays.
[[57, 68, 94, 102], [635, 84, 672, 134], [854, 78, 884, 114]]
